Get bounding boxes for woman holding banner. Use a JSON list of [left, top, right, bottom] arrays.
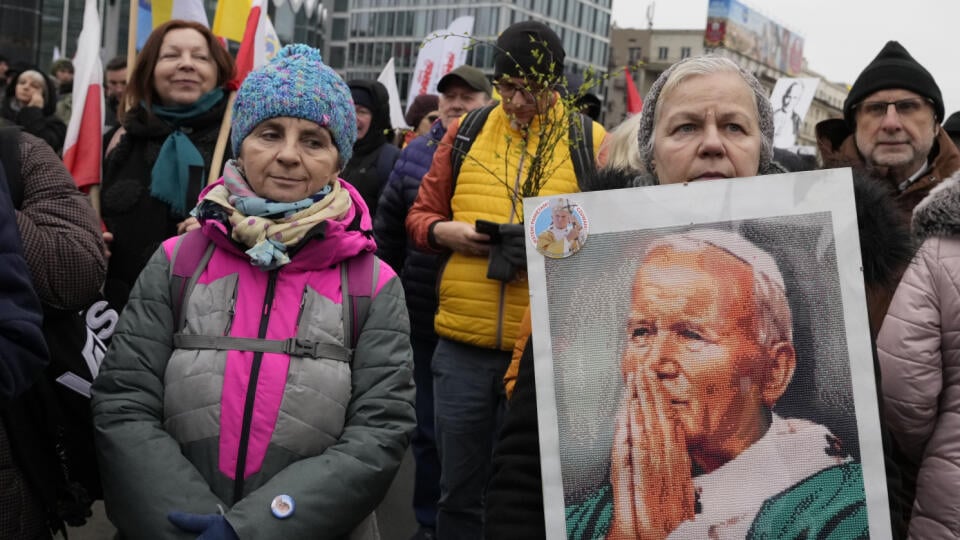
[[100, 20, 234, 312]]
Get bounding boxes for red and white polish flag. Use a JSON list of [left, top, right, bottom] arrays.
[[62, 0, 104, 192]]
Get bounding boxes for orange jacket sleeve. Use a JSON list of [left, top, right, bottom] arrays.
[[405, 118, 461, 253], [504, 307, 532, 400]]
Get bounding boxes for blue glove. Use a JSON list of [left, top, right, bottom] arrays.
[[168, 511, 240, 540]]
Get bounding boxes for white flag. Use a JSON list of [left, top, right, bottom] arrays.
[[439, 16, 474, 78], [406, 16, 475, 112], [378, 58, 407, 129], [172, 0, 209, 26]]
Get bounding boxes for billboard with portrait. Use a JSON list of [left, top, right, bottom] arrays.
[[704, 0, 804, 75], [524, 169, 890, 539]]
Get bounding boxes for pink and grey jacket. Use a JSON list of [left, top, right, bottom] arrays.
[[878, 171, 960, 539], [92, 180, 415, 539]]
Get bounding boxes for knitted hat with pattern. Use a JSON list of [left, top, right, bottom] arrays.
[[231, 44, 357, 165]]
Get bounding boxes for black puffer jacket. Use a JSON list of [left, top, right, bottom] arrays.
[[373, 119, 445, 340]]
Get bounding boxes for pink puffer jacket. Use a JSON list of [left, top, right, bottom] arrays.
[[878, 171, 960, 539]]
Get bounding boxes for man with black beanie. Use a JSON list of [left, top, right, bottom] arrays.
[[406, 20, 606, 540], [817, 40, 960, 221]]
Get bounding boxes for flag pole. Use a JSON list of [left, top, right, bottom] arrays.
[[126, 0, 138, 84], [206, 91, 236, 185]]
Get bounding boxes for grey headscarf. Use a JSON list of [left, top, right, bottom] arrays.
[[635, 55, 779, 183]]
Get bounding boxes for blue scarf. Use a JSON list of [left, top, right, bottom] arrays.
[[149, 88, 225, 214]]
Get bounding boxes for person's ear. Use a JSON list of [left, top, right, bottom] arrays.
[[760, 342, 795, 407]]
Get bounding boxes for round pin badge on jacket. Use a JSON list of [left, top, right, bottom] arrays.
[[271, 494, 295, 519]]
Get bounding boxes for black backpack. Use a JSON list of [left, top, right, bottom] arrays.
[[0, 126, 113, 532]]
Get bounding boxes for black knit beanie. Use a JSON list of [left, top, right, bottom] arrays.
[[493, 21, 565, 84], [843, 41, 943, 127], [350, 86, 375, 111]]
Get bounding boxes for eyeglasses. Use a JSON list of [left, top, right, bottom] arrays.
[[853, 97, 933, 119], [494, 81, 546, 99]]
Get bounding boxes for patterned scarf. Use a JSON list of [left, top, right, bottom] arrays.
[[200, 160, 352, 269]]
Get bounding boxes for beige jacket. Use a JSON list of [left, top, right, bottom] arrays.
[[878, 171, 960, 538]]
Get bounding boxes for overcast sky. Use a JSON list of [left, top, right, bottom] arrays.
[[609, 0, 960, 118]]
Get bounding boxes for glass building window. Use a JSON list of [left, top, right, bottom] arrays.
[[658, 47, 668, 60], [680, 46, 691, 59], [329, 46, 346, 69], [334, 0, 348, 12], [332, 17, 347, 41]]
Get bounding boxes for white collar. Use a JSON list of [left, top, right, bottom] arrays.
[[669, 414, 848, 539]]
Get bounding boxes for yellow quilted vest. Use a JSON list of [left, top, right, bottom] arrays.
[[435, 103, 603, 350]]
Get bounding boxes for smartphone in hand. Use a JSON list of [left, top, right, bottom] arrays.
[[475, 219, 502, 243]]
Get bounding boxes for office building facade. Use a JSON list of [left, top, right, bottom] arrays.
[[327, 0, 613, 106]]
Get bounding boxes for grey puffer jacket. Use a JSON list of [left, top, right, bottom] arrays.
[[877, 170, 960, 539], [92, 181, 415, 540]]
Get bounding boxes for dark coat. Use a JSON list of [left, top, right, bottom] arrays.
[[100, 97, 229, 311], [0, 154, 51, 539], [342, 80, 400, 218], [373, 119, 445, 340], [1, 69, 66, 154], [14, 132, 105, 311], [816, 119, 960, 223]]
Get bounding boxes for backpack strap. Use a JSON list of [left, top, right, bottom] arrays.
[[168, 230, 216, 331], [449, 106, 595, 193], [450, 104, 496, 191], [568, 113, 595, 186], [0, 126, 23, 209], [341, 251, 379, 352], [172, 335, 351, 362]]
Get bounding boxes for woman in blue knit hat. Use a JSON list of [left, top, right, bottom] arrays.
[[93, 44, 415, 540]]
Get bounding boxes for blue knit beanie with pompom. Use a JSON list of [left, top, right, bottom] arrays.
[[231, 44, 357, 165]]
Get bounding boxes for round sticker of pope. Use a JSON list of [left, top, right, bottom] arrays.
[[532, 197, 589, 259]]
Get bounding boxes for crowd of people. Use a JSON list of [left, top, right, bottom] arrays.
[[0, 14, 958, 540]]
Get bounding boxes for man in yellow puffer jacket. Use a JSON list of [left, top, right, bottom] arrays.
[[406, 20, 605, 540]]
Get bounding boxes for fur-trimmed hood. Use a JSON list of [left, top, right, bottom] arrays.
[[912, 170, 960, 238]]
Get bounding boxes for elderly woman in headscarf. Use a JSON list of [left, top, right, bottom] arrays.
[[92, 44, 415, 540], [484, 54, 790, 540]]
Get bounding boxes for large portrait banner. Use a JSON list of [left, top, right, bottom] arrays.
[[524, 169, 890, 539]]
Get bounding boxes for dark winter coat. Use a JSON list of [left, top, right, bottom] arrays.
[[100, 97, 229, 312], [0, 155, 51, 539], [13, 132, 105, 310], [816, 120, 960, 224], [342, 80, 400, 218], [373, 119, 445, 340], [1, 69, 66, 154]]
